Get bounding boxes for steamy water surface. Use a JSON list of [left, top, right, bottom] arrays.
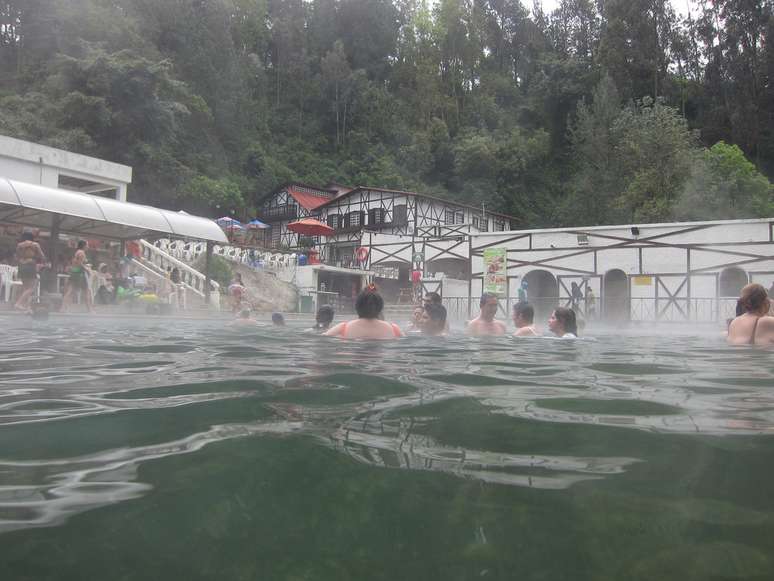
[[1, 317, 774, 580]]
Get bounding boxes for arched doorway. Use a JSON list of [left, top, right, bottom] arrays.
[[603, 269, 630, 322], [718, 267, 748, 297], [523, 270, 559, 321]]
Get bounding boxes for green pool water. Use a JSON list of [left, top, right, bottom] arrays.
[[1, 318, 773, 580]]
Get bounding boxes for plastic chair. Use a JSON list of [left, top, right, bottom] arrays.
[[0, 265, 22, 302]]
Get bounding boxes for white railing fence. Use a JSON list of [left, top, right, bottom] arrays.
[[139, 240, 220, 308]]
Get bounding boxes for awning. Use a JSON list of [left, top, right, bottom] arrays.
[[0, 178, 228, 243]]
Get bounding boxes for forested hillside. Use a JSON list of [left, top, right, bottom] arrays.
[[1, 0, 772, 226]]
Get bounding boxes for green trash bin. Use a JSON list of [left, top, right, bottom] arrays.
[[299, 295, 314, 313]]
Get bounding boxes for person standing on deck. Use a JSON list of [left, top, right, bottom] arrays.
[[14, 231, 46, 312], [61, 240, 93, 313], [467, 293, 507, 336]]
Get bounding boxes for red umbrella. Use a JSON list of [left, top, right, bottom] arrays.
[[287, 218, 335, 236]]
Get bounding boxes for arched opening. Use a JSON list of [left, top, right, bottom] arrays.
[[523, 270, 559, 322], [603, 269, 630, 322], [718, 267, 748, 297]]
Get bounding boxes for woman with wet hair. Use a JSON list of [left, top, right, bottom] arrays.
[[324, 285, 404, 340], [313, 305, 335, 332], [548, 306, 578, 338], [727, 283, 774, 345]]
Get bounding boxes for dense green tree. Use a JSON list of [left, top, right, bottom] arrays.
[[0, 0, 771, 226]]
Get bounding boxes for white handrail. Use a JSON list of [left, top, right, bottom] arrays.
[[138, 239, 220, 307]]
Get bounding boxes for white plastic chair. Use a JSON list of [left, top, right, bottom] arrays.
[[0, 265, 22, 302]]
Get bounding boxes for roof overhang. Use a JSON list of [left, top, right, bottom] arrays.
[[0, 178, 228, 243]]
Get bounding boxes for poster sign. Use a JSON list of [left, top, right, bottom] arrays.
[[483, 248, 507, 296], [633, 276, 653, 286]]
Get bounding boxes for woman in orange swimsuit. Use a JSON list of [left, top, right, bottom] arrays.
[[324, 285, 404, 340], [727, 283, 774, 345]]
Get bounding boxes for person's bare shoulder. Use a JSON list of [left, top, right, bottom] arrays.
[[513, 327, 535, 337], [323, 322, 345, 337]]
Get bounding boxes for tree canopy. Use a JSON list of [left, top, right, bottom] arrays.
[[1, 0, 772, 225]]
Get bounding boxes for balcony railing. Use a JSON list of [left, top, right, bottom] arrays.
[[256, 206, 298, 223]]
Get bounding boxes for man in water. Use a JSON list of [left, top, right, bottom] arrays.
[[14, 231, 46, 312], [423, 292, 450, 332], [61, 240, 93, 313], [466, 293, 507, 336], [512, 302, 538, 337]]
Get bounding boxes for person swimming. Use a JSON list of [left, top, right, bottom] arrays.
[[548, 307, 578, 338], [512, 302, 538, 337], [231, 308, 262, 326], [727, 283, 774, 345], [466, 293, 507, 336], [313, 305, 335, 332], [421, 303, 447, 336], [324, 285, 404, 340]]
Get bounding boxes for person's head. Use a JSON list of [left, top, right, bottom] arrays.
[[512, 302, 534, 328], [738, 283, 770, 316], [235, 273, 243, 284], [548, 307, 578, 336], [423, 292, 442, 307], [571, 282, 579, 290], [355, 285, 384, 320], [239, 308, 252, 319], [77, 240, 87, 250], [170, 267, 180, 283], [520, 280, 528, 290], [272, 312, 285, 326], [21, 231, 34, 242], [479, 292, 499, 322], [412, 306, 424, 324], [99, 263, 108, 273], [316, 305, 335, 328], [421, 303, 447, 335]]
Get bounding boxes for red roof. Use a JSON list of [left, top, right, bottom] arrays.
[[288, 188, 333, 211]]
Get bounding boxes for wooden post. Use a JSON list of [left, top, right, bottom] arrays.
[[204, 241, 213, 306]]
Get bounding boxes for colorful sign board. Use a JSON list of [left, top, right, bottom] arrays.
[[633, 276, 653, 286], [483, 248, 507, 296]]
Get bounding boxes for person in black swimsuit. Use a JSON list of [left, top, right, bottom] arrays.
[[727, 284, 774, 345]]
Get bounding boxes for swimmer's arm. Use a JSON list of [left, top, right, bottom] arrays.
[[323, 322, 345, 337], [35, 244, 46, 262], [513, 327, 532, 337]]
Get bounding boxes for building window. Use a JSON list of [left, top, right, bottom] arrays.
[[393, 204, 407, 225], [345, 211, 362, 228], [445, 209, 456, 225], [271, 226, 281, 248], [327, 214, 340, 229], [472, 216, 480, 230], [494, 219, 506, 231], [368, 207, 385, 225], [456, 211, 464, 224]]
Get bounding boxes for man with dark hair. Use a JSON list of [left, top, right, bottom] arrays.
[[466, 292, 507, 336], [61, 240, 93, 312], [423, 292, 442, 307], [421, 303, 447, 336], [14, 231, 46, 312], [512, 302, 538, 337]]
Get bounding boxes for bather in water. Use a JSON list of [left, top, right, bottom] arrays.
[[324, 285, 404, 340], [727, 283, 774, 345]]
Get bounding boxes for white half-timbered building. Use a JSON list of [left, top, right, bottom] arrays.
[[256, 183, 518, 302], [465, 218, 774, 324]]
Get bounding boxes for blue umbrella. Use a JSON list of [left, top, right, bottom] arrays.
[[246, 218, 269, 230]]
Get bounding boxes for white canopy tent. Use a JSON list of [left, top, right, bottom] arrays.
[[0, 178, 227, 243], [0, 177, 227, 302]]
